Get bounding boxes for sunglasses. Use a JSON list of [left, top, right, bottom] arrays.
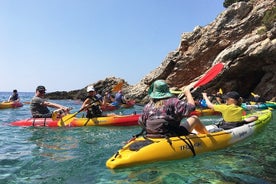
[[39, 90, 46, 94]]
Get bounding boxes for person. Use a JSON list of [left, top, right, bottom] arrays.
[[102, 91, 115, 106], [8, 89, 20, 102], [202, 91, 258, 130], [30, 85, 70, 118], [250, 93, 265, 103], [138, 80, 209, 138], [81, 86, 104, 118], [114, 90, 126, 106]]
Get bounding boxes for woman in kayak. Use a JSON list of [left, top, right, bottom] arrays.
[[81, 86, 104, 118], [138, 80, 208, 138], [202, 91, 258, 130]]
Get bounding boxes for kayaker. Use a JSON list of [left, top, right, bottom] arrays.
[[81, 86, 104, 118], [138, 80, 209, 138], [30, 85, 71, 118], [103, 92, 118, 107], [8, 89, 20, 102], [114, 90, 128, 106], [202, 91, 258, 130], [250, 93, 265, 103]]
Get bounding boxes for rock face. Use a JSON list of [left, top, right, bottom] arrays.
[[46, 77, 128, 101], [48, 0, 276, 103], [126, 0, 276, 103]]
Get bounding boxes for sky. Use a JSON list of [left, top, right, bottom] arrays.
[[0, 0, 225, 92]]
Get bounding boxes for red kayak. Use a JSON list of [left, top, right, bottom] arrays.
[[10, 114, 140, 127]]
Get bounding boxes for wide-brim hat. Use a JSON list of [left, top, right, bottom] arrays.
[[148, 80, 174, 99], [223, 91, 240, 101]]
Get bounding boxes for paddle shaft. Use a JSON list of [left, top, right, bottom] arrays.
[[58, 98, 101, 126]]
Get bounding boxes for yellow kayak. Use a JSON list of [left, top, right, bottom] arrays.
[[0, 101, 23, 109], [106, 109, 272, 169]]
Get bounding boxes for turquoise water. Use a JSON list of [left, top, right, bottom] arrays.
[[0, 92, 275, 184]]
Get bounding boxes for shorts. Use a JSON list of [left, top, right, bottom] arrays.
[[217, 120, 247, 130]]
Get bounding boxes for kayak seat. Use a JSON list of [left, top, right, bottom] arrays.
[[129, 139, 154, 151], [208, 125, 224, 133]]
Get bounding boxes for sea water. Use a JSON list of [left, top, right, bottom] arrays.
[[0, 92, 275, 184]]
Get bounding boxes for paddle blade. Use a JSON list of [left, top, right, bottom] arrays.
[[52, 111, 59, 121], [219, 88, 223, 94], [251, 92, 259, 97], [112, 81, 124, 92], [194, 62, 224, 88], [57, 113, 77, 126]]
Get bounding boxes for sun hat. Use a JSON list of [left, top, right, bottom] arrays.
[[87, 86, 95, 92], [36, 85, 46, 91], [223, 91, 240, 101], [148, 80, 174, 99]]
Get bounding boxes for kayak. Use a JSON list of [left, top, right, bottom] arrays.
[[0, 101, 23, 109], [106, 109, 272, 169], [241, 101, 276, 110], [10, 108, 220, 127], [10, 114, 140, 127], [241, 103, 268, 110], [265, 101, 276, 109], [101, 100, 136, 111]]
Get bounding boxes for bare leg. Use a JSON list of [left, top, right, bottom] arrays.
[[185, 115, 209, 134]]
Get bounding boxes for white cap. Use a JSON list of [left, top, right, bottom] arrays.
[[87, 86, 95, 92]]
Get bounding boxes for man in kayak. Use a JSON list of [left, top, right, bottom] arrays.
[[8, 89, 20, 102], [113, 90, 125, 107], [30, 85, 70, 118], [138, 80, 208, 138], [202, 91, 258, 130]]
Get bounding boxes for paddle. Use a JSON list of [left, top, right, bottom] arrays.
[[218, 88, 223, 95], [178, 62, 224, 99], [57, 97, 102, 126], [57, 106, 87, 127], [171, 62, 224, 95], [193, 62, 224, 89], [112, 81, 124, 92]]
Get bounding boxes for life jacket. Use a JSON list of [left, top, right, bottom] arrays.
[[86, 96, 102, 118], [10, 94, 19, 101]]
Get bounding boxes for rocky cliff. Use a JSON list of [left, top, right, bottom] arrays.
[[125, 0, 276, 103], [48, 0, 276, 104]]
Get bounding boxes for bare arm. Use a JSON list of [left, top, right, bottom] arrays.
[[44, 101, 69, 111], [202, 93, 214, 109], [182, 85, 195, 106]]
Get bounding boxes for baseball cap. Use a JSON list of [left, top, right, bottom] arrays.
[[87, 86, 95, 92], [36, 85, 46, 92], [223, 91, 240, 101]]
